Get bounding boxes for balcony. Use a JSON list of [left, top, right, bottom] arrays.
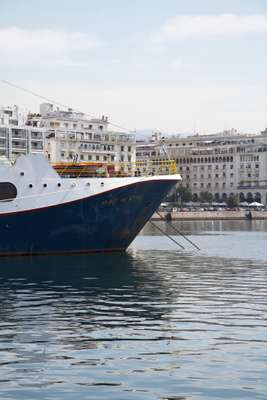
[[0, 138, 7, 146], [12, 142, 27, 150], [0, 128, 7, 138], [31, 132, 44, 140], [11, 130, 27, 139], [30, 141, 44, 150]]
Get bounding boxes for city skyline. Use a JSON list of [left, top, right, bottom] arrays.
[[0, 0, 266, 134]]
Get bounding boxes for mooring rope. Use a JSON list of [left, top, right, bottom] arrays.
[[155, 210, 201, 250]]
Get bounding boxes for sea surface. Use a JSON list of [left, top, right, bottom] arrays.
[[0, 220, 266, 400]]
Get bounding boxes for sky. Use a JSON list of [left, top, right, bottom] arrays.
[[0, 0, 266, 134]]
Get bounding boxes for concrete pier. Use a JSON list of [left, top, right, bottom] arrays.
[[151, 210, 267, 221]]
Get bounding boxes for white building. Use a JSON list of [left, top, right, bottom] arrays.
[[0, 105, 45, 161], [136, 129, 267, 204], [0, 103, 136, 173], [31, 103, 136, 172]]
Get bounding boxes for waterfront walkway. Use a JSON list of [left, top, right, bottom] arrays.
[[151, 210, 267, 221]]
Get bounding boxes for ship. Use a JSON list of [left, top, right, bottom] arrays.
[[0, 154, 181, 256]]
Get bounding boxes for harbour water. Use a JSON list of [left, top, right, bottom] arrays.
[[0, 220, 266, 399]]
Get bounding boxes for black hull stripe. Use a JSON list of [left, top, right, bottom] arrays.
[[0, 247, 126, 258]]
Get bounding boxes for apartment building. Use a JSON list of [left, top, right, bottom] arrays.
[[0, 105, 45, 161], [29, 103, 136, 171]]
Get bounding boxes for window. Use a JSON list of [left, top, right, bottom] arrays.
[[128, 146, 131, 152], [0, 182, 17, 202]]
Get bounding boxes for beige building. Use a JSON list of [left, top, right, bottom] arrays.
[[136, 129, 267, 204], [29, 103, 136, 172]]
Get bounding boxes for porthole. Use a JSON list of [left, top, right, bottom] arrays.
[[29, 184, 33, 188], [0, 182, 17, 202], [101, 182, 104, 186], [43, 183, 47, 188], [20, 172, 24, 176], [57, 183, 61, 187]]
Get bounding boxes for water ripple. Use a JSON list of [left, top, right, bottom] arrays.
[[0, 227, 267, 399]]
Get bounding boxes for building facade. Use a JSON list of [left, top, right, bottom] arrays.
[[31, 103, 136, 173], [0, 104, 136, 174], [0, 105, 45, 161], [136, 129, 267, 204]]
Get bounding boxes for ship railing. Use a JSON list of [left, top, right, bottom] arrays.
[[51, 159, 177, 178]]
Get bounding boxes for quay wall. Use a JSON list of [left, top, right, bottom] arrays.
[[151, 211, 267, 221]]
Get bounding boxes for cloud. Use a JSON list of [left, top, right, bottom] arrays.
[[170, 58, 184, 70], [153, 14, 267, 41], [0, 27, 101, 65], [1, 80, 265, 133]]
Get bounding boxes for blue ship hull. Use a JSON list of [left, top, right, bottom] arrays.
[[0, 179, 174, 256]]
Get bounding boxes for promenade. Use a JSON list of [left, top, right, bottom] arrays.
[[151, 210, 267, 221]]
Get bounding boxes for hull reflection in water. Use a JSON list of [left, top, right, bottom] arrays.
[[0, 248, 266, 400]]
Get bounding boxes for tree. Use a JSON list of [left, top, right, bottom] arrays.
[[227, 194, 239, 209], [199, 191, 213, 203], [176, 186, 192, 204]]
